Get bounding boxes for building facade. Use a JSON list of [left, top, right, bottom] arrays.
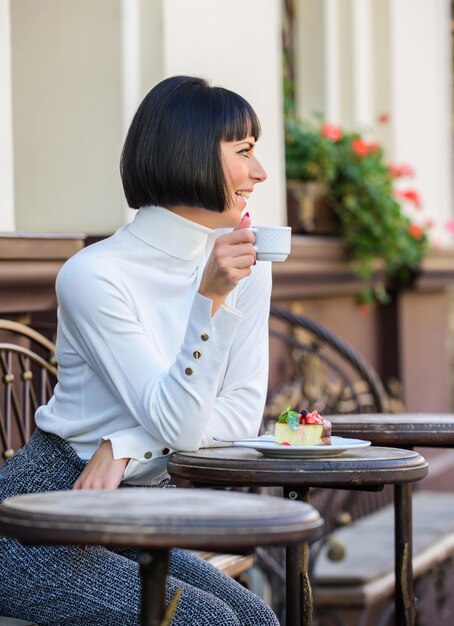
[[1, 0, 454, 412]]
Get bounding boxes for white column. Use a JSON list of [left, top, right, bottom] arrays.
[[323, 0, 340, 124], [0, 0, 15, 231], [370, 0, 392, 150], [162, 0, 285, 226], [351, 0, 373, 130], [139, 0, 164, 93], [389, 0, 453, 244], [295, 0, 325, 122], [120, 0, 141, 223]]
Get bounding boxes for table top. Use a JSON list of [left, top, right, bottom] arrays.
[[329, 413, 454, 447], [0, 487, 323, 551], [168, 446, 428, 488]]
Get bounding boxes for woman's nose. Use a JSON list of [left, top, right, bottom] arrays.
[[252, 159, 267, 183]]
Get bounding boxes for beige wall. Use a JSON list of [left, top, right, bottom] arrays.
[[11, 0, 124, 234], [6, 0, 285, 234], [390, 0, 453, 245], [0, 0, 14, 230]]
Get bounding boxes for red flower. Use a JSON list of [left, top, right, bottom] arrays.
[[352, 138, 370, 156], [368, 141, 380, 153], [351, 138, 380, 157], [377, 113, 390, 124], [388, 163, 415, 178], [396, 189, 422, 209], [320, 123, 342, 142], [356, 301, 370, 314], [407, 224, 424, 240]]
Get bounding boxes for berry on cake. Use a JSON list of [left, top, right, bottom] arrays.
[[274, 407, 332, 446]]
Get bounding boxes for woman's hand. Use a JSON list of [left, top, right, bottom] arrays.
[[198, 213, 255, 314], [72, 439, 129, 490]]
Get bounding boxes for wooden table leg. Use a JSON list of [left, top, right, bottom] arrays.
[[284, 487, 312, 626], [394, 483, 415, 626], [139, 548, 170, 626]]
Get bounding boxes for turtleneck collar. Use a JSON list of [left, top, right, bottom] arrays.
[[126, 205, 217, 262]]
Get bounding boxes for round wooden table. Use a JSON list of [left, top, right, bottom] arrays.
[[0, 487, 322, 626], [329, 413, 454, 447], [168, 446, 428, 626]]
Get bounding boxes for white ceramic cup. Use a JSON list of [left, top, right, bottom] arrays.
[[251, 226, 292, 262]]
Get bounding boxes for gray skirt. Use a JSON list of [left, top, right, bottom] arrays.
[[0, 429, 278, 626]]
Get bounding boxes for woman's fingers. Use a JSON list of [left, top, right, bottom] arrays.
[[198, 223, 257, 313], [213, 229, 256, 263], [229, 254, 256, 269], [234, 212, 252, 230], [216, 242, 255, 261], [217, 227, 255, 246], [72, 440, 128, 490]]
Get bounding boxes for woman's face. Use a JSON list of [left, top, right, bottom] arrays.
[[220, 136, 267, 227], [166, 135, 267, 229]]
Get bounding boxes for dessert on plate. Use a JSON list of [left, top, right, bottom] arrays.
[[274, 407, 332, 446]]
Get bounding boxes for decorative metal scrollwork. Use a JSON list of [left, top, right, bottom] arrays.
[[0, 320, 57, 462]]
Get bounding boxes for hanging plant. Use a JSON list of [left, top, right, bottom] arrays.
[[284, 116, 429, 305]]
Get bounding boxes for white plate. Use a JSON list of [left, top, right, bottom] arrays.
[[224, 435, 371, 458]]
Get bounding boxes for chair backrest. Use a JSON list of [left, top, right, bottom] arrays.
[[0, 320, 57, 462], [266, 305, 397, 432], [266, 305, 400, 533]]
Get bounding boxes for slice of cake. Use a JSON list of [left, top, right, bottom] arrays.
[[274, 407, 332, 446]]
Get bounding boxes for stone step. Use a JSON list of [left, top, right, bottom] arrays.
[[314, 490, 454, 607]]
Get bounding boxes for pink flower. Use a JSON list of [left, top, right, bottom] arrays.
[[377, 113, 390, 124], [424, 218, 434, 230], [445, 220, 454, 234], [396, 189, 422, 209], [320, 123, 342, 142], [388, 163, 415, 178]]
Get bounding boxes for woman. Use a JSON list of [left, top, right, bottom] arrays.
[[0, 76, 277, 625]]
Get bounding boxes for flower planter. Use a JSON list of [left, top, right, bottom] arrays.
[[286, 180, 339, 235]]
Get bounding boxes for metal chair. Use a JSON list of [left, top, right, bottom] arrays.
[[266, 305, 393, 429], [0, 320, 57, 463], [255, 306, 402, 621], [266, 305, 401, 527]]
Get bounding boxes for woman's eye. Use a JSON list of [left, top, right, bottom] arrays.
[[238, 148, 252, 157]]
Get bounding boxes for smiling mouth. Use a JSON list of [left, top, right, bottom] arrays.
[[235, 191, 251, 199]]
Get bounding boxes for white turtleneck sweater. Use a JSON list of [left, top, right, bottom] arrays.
[[35, 206, 271, 484]]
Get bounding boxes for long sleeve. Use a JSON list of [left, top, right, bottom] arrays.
[[199, 260, 271, 445], [55, 253, 243, 452], [103, 261, 271, 468], [34, 207, 273, 484]]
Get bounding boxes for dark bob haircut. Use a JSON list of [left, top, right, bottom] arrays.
[[120, 75, 261, 211]]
